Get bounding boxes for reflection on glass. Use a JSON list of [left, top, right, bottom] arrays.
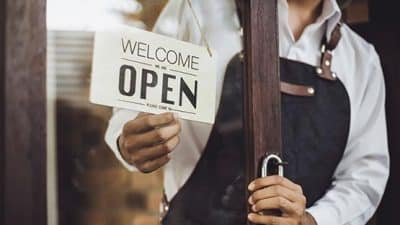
[[47, 1, 167, 225]]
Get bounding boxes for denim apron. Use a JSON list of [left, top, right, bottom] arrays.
[[162, 24, 350, 225]]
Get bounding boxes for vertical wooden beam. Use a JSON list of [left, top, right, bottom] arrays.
[[2, 0, 47, 225], [242, 0, 280, 224], [0, 0, 5, 222]]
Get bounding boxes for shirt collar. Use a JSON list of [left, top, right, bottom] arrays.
[[278, 0, 342, 39], [320, 0, 342, 38]]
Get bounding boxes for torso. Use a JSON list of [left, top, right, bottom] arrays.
[[162, 52, 351, 225], [159, 0, 379, 210]]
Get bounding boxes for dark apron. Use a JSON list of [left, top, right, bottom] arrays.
[[161, 49, 350, 225]]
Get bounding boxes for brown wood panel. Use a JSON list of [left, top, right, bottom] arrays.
[[2, 0, 47, 225], [241, 0, 280, 224], [0, 0, 6, 223]]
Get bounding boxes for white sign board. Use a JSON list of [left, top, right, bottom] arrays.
[[90, 26, 217, 124]]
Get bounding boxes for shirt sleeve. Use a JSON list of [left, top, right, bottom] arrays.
[[105, 108, 139, 171], [104, 0, 189, 171], [307, 46, 390, 225]]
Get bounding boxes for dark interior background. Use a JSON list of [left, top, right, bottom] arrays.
[[352, 0, 400, 224], [0, 0, 5, 222]]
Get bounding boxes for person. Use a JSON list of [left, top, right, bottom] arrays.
[[105, 0, 390, 224]]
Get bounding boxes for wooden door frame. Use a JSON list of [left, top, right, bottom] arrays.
[[0, 0, 47, 225], [240, 1, 280, 224], [242, 0, 280, 179], [0, 0, 5, 222]]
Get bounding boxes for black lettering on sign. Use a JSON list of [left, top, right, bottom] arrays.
[[119, 65, 137, 96], [191, 56, 200, 71], [179, 78, 198, 109], [141, 69, 158, 99], [155, 47, 167, 62], [178, 54, 190, 68], [137, 41, 147, 58], [146, 44, 155, 60], [121, 38, 201, 71], [121, 39, 136, 54], [167, 50, 178, 65], [118, 64, 199, 110], [162, 74, 176, 105]]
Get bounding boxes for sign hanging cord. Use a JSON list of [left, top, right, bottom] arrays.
[[186, 0, 213, 57]]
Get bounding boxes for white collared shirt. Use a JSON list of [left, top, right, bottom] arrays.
[[105, 0, 390, 224]]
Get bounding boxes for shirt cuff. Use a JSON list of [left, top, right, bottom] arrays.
[[306, 206, 337, 225], [105, 124, 137, 172]]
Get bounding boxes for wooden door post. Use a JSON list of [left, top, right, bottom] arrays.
[[0, 0, 47, 225], [0, 0, 5, 222], [241, 0, 281, 224]]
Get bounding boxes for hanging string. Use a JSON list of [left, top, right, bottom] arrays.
[[186, 0, 213, 57]]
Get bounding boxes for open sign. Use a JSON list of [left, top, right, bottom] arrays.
[[118, 65, 198, 109], [90, 26, 217, 124]]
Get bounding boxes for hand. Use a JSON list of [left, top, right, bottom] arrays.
[[118, 112, 181, 173], [247, 176, 316, 225]]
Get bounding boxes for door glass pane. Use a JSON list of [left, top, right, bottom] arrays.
[[47, 1, 167, 225]]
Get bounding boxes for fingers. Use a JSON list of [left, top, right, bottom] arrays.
[[137, 112, 151, 118], [247, 176, 307, 221], [123, 112, 176, 134], [120, 132, 179, 173], [249, 185, 306, 205], [248, 176, 303, 194], [118, 112, 181, 173], [124, 121, 181, 149], [248, 213, 296, 225], [136, 155, 171, 173], [128, 135, 180, 165], [251, 196, 298, 215]]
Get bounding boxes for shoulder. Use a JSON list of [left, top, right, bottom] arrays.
[[334, 24, 385, 114], [152, 0, 186, 38], [335, 24, 383, 89], [339, 24, 382, 70]]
